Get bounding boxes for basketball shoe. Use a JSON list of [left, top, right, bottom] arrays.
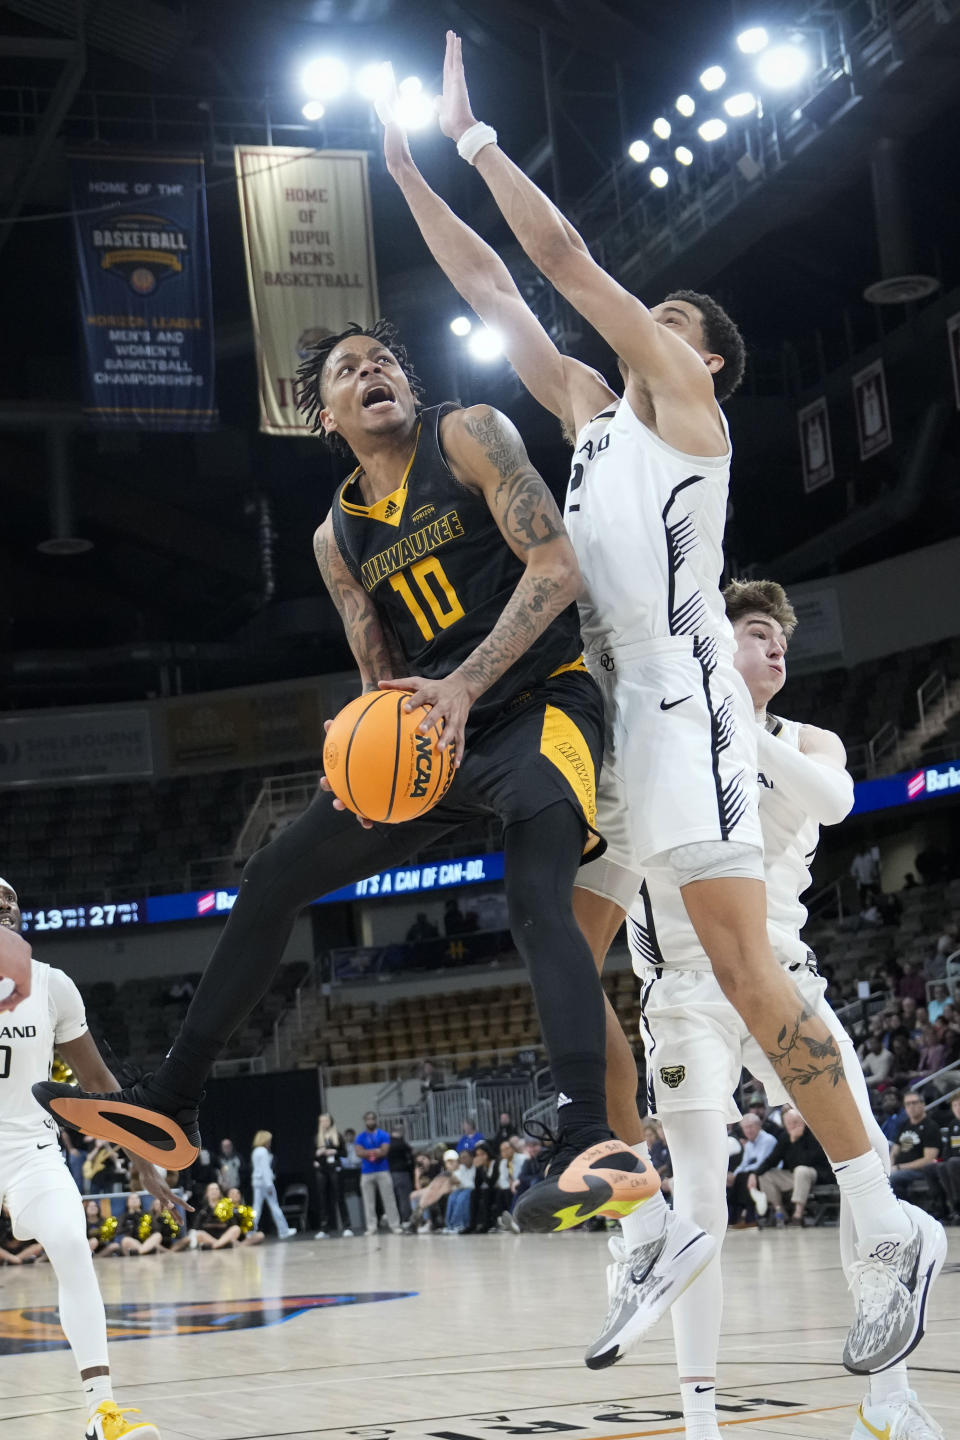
[[84, 1403, 160, 1440], [850, 1389, 943, 1439], [584, 1215, 717, 1369], [843, 1202, 947, 1374], [33, 1077, 200, 1170], [513, 1132, 659, 1234]]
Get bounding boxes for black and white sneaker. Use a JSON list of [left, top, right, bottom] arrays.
[[843, 1201, 947, 1374], [584, 1212, 717, 1370]]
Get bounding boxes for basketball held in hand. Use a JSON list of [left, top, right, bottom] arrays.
[[323, 691, 456, 824]]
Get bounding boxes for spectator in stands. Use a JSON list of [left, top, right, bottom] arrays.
[[902, 872, 918, 891], [342, 1128, 361, 1169], [888, 1092, 942, 1207], [216, 1139, 243, 1194], [250, 1130, 295, 1239], [82, 1137, 126, 1195], [915, 844, 946, 886], [493, 1113, 515, 1148], [492, 1140, 519, 1212], [191, 1182, 243, 1249], [443, 898, 469, 936], [313, 1114, 352, 1239], [444, 1151, 474, 1233], [860, 892, 884, 928], [508, 1136, 528, 1177], [915, 1024, 947, 1077], [388, 1121, 416, 1222], [727, 1114, 777, 1228], [469, 1142, 498, 1233], [888, 1032, 921, 1088], [931, 1093, 960, 1221], [405, 912, 439, 943], [408, 1150, 459, 1233], [877, 890, 902, 926], [850, 846, 881, 904], [859, 1034, 895, 1089], [755, 1108, 829, 1226], [118, 1194, 164, 1256], [898, 961, 928, 1007], [455, 1116, 485, 1154], [355, 1111, 402, 1236], [418, 1059, 438, 1097], [878, 1089, 905, 1142], [929, 983, 951, 1023]]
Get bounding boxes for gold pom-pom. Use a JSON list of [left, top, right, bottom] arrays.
[[236, 1204, 255, 1234], [137, 1213, 152, 1242], [213, 1197, 234, 1222], [51, 1057, 75, 1085], [99, 1215, 118, 1243], [160, 1209, 180, 1239]]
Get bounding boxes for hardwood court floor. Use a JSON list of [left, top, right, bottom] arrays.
[[0, 1227, 956, 1439]]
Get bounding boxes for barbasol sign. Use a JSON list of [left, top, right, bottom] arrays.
[[852, 756, 960, 816]]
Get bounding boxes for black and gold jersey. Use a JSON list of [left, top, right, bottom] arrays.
[[330, 403, 583, 728]]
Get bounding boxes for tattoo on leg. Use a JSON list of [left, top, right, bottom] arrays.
[[765, 1005, 845, 1095]]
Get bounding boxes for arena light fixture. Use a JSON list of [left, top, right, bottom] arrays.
[[302, 100, 326, 122], [450, 316, 472, 337], [737, 26, 769, 54], [724, 92, 757, 117], [355, 61, 393, 100], [396, 78, 435, 130], [649, 166, 669, 188], [302, 56, 350, 101], [756, 42, 810, 89], [652, 116, 671, 140], [697, 117, 728, 142], [628, 138, 650, 163], [699, 65, 726, 92], [674, 145, 694, 166], [468, 326, 504, 361], [675, 94, 696, 117]]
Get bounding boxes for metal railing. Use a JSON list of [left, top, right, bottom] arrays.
[[234, 771, 321, 863], [867, 721, 900, 776], [917, 671, 947, 737], [379, 1075, 539, 1146]]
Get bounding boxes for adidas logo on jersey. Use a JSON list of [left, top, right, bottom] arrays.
[[557, 1091, 572, 1108]]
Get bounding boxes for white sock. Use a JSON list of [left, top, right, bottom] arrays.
[[832, 1151, 911, 1242], [620, 1144, 669, 1247], [680, 1380, 720, 1439], [83, 1375, 113, 1419], [869, 1360, 910, 1407]]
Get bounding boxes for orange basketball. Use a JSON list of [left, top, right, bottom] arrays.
[[323, 691, 456, 824]]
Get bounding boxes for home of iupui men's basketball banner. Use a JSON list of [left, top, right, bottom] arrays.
[[235, 147, 379, 435]]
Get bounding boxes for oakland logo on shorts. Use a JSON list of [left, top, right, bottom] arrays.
[[89, 212, 190, 295], [660, 1065, 686, 1089]]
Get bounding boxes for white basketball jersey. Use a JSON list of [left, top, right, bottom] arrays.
[[0, 960, 88, 1139], [564, 396, 734, 654], [628, 714, 817, 974]]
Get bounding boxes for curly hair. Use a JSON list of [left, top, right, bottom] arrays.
[[663, 289, 746, 402], [723, 578, 797, 638], [296, 319, 424, 460]]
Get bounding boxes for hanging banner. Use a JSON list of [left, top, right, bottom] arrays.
[[852, 357, 892, 460], [235, 147, 379, 436], [69, 151, 217, 430], [947, 312, 960, 411], [797, 395, 833, 493]]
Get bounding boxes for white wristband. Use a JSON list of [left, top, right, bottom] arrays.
[[457, 121, 497, 165]]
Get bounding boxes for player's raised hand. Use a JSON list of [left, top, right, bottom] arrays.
[[129, 1157, 193, 1212], [436, 30, 478, 143], [0, 927, 32, 1013], [373, 64, 414, 177]]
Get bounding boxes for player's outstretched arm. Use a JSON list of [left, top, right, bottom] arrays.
[[377, 73, 613, 438], [437, 31, 714, 408], [757, 722, 854, 827], [379, 406, 582, 763], [313, 516, 399, 692]]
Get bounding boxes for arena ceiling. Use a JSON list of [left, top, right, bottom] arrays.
[[2, 0, 959, 705]]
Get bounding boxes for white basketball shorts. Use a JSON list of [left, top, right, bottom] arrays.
[[638, 964, 856, 1124], [0, 1131, 80, 1239], [576, 635, 762, 909]]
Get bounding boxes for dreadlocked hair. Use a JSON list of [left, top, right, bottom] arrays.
[[723, 578, 797, 639], [296, 319, 425, 460], [664, 289, 746, 402]]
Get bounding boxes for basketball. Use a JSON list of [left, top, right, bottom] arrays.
[[323, 690, 456, 824]]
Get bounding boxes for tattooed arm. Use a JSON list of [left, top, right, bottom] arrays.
[[313, 516, 397, 692], [377, 405, 582, 762]]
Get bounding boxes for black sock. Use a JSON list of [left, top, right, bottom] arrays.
[[551, 1053, 611, 1146], [149, 1027, 221, 1110]]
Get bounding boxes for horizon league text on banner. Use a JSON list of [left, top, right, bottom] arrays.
[[0, 710, 152, 788], [69, 152, 217, 430], [235, 147, 379, 436]]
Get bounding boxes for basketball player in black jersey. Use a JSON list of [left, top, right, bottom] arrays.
[[33, 321, 658, 1234]]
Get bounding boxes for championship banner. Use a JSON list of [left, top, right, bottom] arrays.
[[797, 395, 834, 493], [947, 312, 960, 411], [852, 357, 892, 461], [69, 152, 217, 430], [235, 147, 379, 436]]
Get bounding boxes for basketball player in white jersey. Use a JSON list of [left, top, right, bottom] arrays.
[[586, 583, 944, 1440], [0, 878, 175, 1440], [376, 33, 945, 1373]]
